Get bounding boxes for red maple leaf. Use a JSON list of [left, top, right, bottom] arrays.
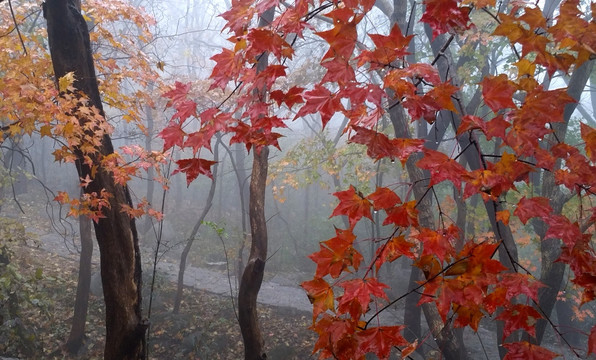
[[502, 341, 560, 360], [367, 187, 401, 210], [384, 70, 417, 98], [428, 82, 459, 112], [356, 326, 408, 359], [309, 228, 362, 278], [544, 215, 582, 247], [301, 278, 335, 319], [420, 0, 473, 39], [246, 28, 293, 60], [311, 314, 359, 358], [184, 130, 213, 153], [499, 273, 545, 302], [416, 226, 457, 263], [383, 201, 419, 228], [171, 99, 197, 122], [209, 48, 244, 90], [163, 81, 191, 105], [481, 74, 518, 113], [458, 240, 507, 276], [220, 0, 255, 35], [417, 149, 467, 186], [374, 235, 416, 270], [496, 304, 542, 340], [228, 121, 284, 153], [294, 84, 342, 128], [159, 122, 186, 151], [338, 278, 388, 315], [485, 114, 510, 140], [357, 24, 413, 69], [402, 94, 441, 123], [454, 305, 485, 331], [250, 65, 288, 91], [321, 57, 356, 86], [331, 185, 372, 228], [349, 126, 424, 164], [514, 196, 552, 224], [315, 8, 360, 61], [457, 115, 487, 135], [173, 158, 217, 185], [269, 86, 304, 108], [484, 287, 507, 315], [407, 63, 441, 84]]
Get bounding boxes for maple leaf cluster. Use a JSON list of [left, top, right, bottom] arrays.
[[156, 0, 596, 357], [1, 1, 164, 221]]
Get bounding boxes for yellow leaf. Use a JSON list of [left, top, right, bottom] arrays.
[[156, 61, 165, 71], [40, 125, 52, 137], [62, 122, 75, 136], [234, 38, 247, 52], [59, 72, 76, 92], [8, 123, 21, 136], [514, 59, 535, 79]]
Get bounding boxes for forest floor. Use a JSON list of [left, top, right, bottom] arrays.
[[4, 242, 317, 359], [0, 193, 320, 359]]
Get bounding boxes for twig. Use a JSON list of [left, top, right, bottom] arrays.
[[8, 0, 27, 55]]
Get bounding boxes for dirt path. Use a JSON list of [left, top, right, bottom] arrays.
[[32, 229, 313, 313]]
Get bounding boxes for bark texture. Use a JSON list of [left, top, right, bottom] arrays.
[[44, 1, 146, 358]]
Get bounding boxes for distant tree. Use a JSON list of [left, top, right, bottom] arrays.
[[65, 192, 93, 354]]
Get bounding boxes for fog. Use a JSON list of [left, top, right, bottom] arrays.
[[0, 0, 594, 358]]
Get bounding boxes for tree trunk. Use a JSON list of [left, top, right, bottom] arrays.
[[44, 1, 146, 359], [234, 142, 250, 284], [173, 140, 219, 313], [238, 146, 269, 360], [237, 9, 273, 358], [66, 200, 93, 354]]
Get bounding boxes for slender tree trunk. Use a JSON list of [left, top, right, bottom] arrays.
[[239, 146, 269, 360], [237, 9, 273, 357], [66, 199, 93, 354], [234, 143, 250, 284], [44, 1, 146, 358], [142, 82, 155, 234], [173, 140, 219, 313]]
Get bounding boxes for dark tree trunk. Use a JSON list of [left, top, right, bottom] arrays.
[[238, 146, 269, 360], [44, 1, 146, 359], [66, 202, 93, 354]]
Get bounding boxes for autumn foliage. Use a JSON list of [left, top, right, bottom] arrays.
[[158, 0, 596, 358]]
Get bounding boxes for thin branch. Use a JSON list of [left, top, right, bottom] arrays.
[[8, 0, 27, 55]]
